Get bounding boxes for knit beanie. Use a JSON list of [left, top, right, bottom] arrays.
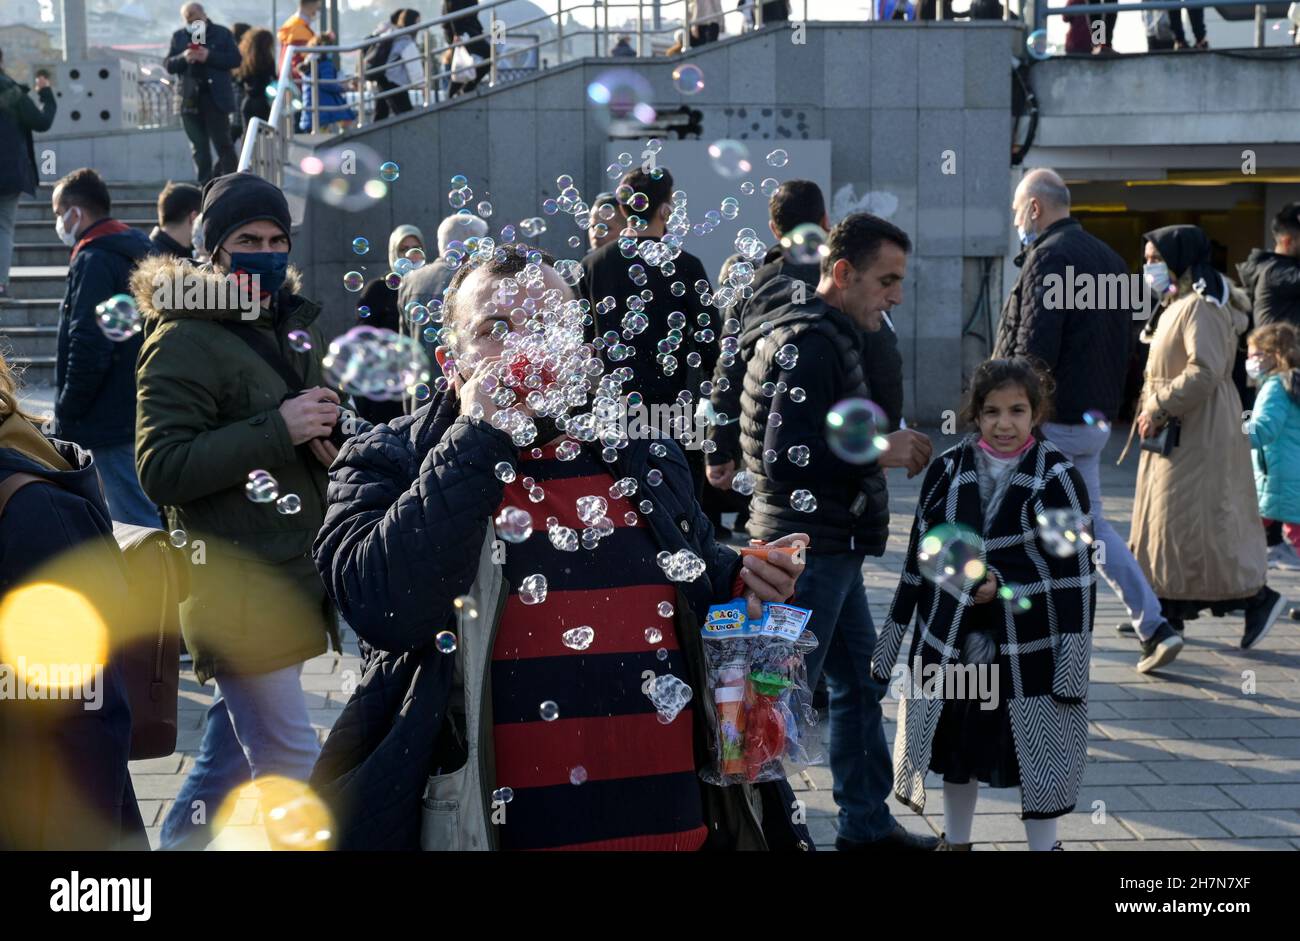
[[200, 172, 293, 256]]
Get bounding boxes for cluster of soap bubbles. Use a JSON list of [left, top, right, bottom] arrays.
[[495, 505, 533, 543], [519, 573, 548, 605], [96, 293, 142, 341], [323, 326, 431, 402], [657, 549, 707, 582], [647, 674, 693, 724], [245, 469, 279, 503], [1082, 409, 1110, 434], [562, 625, 595, 650], [791, 489, 818, 513]]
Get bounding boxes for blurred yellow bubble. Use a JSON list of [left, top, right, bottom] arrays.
[[963, 559, 987, 581], [214, 775, 334, 851], [0, 582, 108, 689]]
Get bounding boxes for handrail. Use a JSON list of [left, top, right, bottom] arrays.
[[1034, 0, 1288, 48]]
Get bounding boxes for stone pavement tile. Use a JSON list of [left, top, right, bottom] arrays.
[[1056, 811, 1139, 842], [1261, 699, 1300, 717], [1171, 718, 1274, 739], [1094, 720, 1185, 740], [1187, 698, 1287, 719], [1087, 683, 1137, 702], [1115, 811, 1233, 840], [1219, 784, 1300, 809], [1098, 839, 1199, 850], [1106, 699, 1202, 720], [302, 657, 338, 674], [1124, 681, 1216, 701], [299, 673, 350, 692], [910, 786, 1024, 817], [1089, 739, 1176, 762], [1128, 785, 1241, 811], [136, 800, 162, 827], [1190, 838, 1297, 850], [1148, 760, 1252, 785], [1083, 761, 1163, 786], [996, 841, 1100, 851], [132, 774, 194, 800], [1244, 718, 1300, 737], [1084, 701, 1125, 721], [1209, 810, 1300, 838], [1226, 759, 1300, 783], [128, 754, 183, 775], [1240, 738, 1300, 759], [1075, 786, 1151, 813], [1153, 738, 1258, 761], [146, 827, 161, 851]]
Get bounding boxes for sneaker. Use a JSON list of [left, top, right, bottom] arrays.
[[1136, 621, 1184, 674], [1267, 543, 1300, 570], [1115, 622, 1136, 636], [1242, 586, 1285, 650], [835, 822, 940, 852], [936, 832, 973, 851]]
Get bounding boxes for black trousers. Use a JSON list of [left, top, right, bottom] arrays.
[[447, 36, 492, 97], [1169, 4, 1206, 43], [181, 96, 236, 184], [1089, 12, 1117, 45], [692, 23, 721, 45], [373, 76, 414, 121]]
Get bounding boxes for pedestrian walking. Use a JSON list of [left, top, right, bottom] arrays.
[[167, 3, 240, 184], [0, 48, 56, 301]]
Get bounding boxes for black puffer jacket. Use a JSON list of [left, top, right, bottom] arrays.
[[708, 258, 903, 466], [736, 278, 891, 555], [310, 390, 813, 850], [1237, 248, 1300, 329], [993, 217, 1133, 423]]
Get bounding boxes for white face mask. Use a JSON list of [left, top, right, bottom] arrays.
[[1143, 261, 1172, 296], [55, 207, 81, 247], [1246, 356, 1268, 381]]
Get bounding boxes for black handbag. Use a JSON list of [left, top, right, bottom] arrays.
[[1140, 417, 1181, 456]]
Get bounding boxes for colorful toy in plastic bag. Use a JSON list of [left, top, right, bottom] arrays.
[[700, 599, 822, 785]]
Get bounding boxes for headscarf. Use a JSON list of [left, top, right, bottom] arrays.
[[1143, 224, 1228, 306], [388, 224, 424, 269]]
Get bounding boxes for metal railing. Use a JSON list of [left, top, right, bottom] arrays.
[[1034, 0, 1297, 48]]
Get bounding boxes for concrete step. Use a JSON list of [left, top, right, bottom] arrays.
[[0, 324, 58, 359], [12, 243, 74, 266], [10, 354, 56, 388], [14, 219, 154, 244], [17, 198, 157, 222], [34, 181, 172, 201], [6, 267, 69, 300], [0, 298, 63, 325]]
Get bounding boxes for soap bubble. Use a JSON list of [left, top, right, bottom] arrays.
[[1082, 410, 1111, 434], [519, 573, 548, 605], [548, 524, 580, 552], [491, 787, 514, 804], [791, 489, 818, 512], [731, 470, 756, 495], [168, 529, 188, 548], [95, 294, 141, 341], [287, 330, 313, 352], [760, 177, 780, 197], [917, 523, 987, 599], [476, 200, 493, 217], [646, 674, 692, 724], [740, 181, 755, 196], [562, 626, 594, 650], [323, 326, 431, 401], [1025, 29, 1051, 60], [357, 305, 371, 319], [569, 765, 588, 785], [708, 140, 752, 179], [774, 343, 799, 370], [301, 143, 388, 212], [379, 161, 400, 181], [1036, 509, 1092, 558], [495, 462, 516, 483], [351, 237, 370, 255], [539, 700, 560, 721], [657, 601, 674, 618], [644, 627, 663, 644], [787, 445, 810, 467], [586, 68, 656, 128], [576, 495, 608, 526], [646, 469, 663, 487], [245, 470, 278, 504], [826, 398, 890, 463], [404, 247, 426, 269], [782, 223, 828, 265], [672, 63, 704, 94], [495, 506, 534, 543], [789, 387, 806, 403], [766, 148, 789, 168], [435, 631, 457, 653], [275, 493, 302, 515], [343, 271, 364, 292]]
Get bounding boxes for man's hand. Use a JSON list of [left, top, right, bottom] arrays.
[[739, 532, 809, 620], [33, 74, 50, 91], [706, 459, 736, 491], [279, 387, 340, 445], [877, 429, 933, 478], [189, 44, 210, 63], [308, 438, 339, 469], [972, 573, 997, 604], [456, 356, 516, 421]]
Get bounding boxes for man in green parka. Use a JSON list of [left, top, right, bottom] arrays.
[[133, 172, 340, 850]]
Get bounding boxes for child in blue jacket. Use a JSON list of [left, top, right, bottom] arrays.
[[298, 33, 356, 133], [1246, 322, 1300, 563]]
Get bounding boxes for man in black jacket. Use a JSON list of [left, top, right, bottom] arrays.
[[1238, 202, 1300, 330], [0, 51, 56, 300], [166, 3, 240, 184], [149, 181, 201, 258], [994, 168, 1180, 674], [52, 168, 158, 527], [706, 180, 904, 492], [735, 212, 936, 851]]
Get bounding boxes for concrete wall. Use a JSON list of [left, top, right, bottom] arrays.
[[34, 125, 194, 183], [298, 22, 1021, 424]]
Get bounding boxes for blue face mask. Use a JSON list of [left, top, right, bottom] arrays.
[[1017, 223, 1036, 248], [228, 251, 289, 298]]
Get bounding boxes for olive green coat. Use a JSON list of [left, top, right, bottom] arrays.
[[132, 254, 337, 684]]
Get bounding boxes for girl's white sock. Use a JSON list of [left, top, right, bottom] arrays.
[[943, 780, 980, 844], [1024, 816, 1059, 851]]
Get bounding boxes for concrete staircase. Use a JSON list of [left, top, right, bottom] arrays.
[[1, 181, 164, 390]]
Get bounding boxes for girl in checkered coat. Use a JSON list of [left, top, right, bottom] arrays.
[[872, 359, 1095, 851]]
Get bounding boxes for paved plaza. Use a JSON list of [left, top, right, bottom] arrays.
[[125, 427, 1300, 851]]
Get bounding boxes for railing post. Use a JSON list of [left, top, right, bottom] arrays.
[[423, 28, 433, 106], [757, 1, 765, 28], [490, 11, 499, 86], [557, 0, 565, 65], [355, 48, 366, 128], [593, 0, 600, 56], [310, 54, 320, 134], [638, 0, 646, 55], [1255, 4, 1266, 47], [682, 0, 691, 50]]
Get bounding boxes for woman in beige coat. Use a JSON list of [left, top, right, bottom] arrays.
[[1128, 224, 1285, 651]]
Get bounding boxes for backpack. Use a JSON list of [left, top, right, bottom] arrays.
[[363, 28, 396, 77], [0, 474, 184, 760]]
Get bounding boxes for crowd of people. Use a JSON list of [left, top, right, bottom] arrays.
[[2, 146, 1297, 853]]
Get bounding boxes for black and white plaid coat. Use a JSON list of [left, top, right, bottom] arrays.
[[871, 436, 1096, 819]]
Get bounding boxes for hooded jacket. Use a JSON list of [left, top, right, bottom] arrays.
[[0, 69, 56, 198], [131, 254, 336, 684], [54, 222, 154, 450], [0, 413, 147, 850], [734, 276, 891, 555], [993, 217, 1133, 424], [310, 390, 813, 851], [1236, 248, 1300, 330], [708, 250, 904, 467], [1247, 368, 1300, 524]]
